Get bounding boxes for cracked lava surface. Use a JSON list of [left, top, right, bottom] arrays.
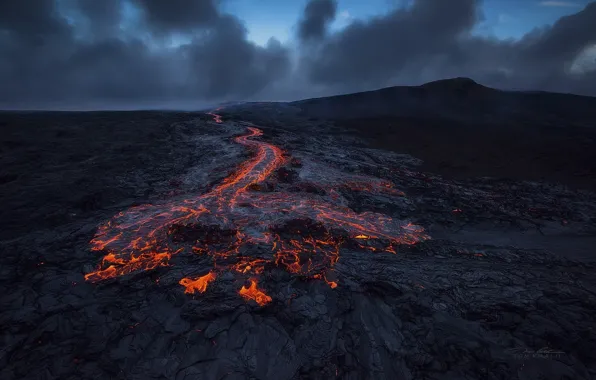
[[4, 106, 596, 380], [84, 111, 428, 304]]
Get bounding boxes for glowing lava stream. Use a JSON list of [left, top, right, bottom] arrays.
[[84, 110, 429, 306]]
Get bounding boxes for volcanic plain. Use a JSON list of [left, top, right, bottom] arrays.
[[1, 79, 596, 380]]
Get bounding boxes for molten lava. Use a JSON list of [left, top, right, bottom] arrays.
[[239, 279, 272, 306], [84, 108, 429, 305], [179, 271, 217, 294], [206, 107, 223, 123]]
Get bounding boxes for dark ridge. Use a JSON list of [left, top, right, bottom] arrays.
[[419, 77, 493, 94], [421, 76, 482, 87], [290, 77, 596, 126]]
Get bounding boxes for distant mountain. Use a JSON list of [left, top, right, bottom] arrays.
[[290, 77, 596, 127]]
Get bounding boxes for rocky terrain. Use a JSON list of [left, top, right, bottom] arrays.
[[1, 81, 596, 379]]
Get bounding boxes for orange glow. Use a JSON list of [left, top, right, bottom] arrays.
[[324, 274, 338, 289], [179, 271, 217, 294], [239, 279, 272, 306], [84, 109, 429, 306], [206, 107, 223, 123]]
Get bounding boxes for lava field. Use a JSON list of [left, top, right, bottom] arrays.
[[1, 109, 596, 380]]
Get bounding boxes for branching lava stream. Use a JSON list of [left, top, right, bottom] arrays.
[[85, 110, 429, 305]]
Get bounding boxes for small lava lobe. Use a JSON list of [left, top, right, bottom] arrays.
[[179, 271, 217, 294], [239, 278, 272, 306]]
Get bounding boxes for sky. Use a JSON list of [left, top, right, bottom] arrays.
[[227, 0, 593, 45], [0, 0, 595, 109], [221, 0, 400, 45]]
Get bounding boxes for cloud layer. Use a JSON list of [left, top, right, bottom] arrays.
[[1, 0, 595, 109], [297, 0, 338, 42]]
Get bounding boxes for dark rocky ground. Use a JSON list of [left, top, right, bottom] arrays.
[[2, 85, 596, 379]]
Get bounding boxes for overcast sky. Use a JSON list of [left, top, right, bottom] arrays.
[[1, 0, 595, 109]]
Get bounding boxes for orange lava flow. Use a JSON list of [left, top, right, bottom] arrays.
[[84, 109, 429, 305], [239, 279, 272, 306], [206, 107, 223, 123], [179, 271, 217, 294]]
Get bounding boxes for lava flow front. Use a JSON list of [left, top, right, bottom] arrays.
[[84, 110, 429, 305]]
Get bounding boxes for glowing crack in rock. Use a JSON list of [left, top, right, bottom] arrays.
[[84, 110, 429, 305]]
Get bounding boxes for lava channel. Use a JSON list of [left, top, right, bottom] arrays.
[[84, 109, 429, 305]]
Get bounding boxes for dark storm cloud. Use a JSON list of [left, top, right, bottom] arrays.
[[301, 0, 481, 90], [514, 2, 596, 75], [0, 0, 290, 109], [297, 0, 337, 42], [1, 0, 596, 109], [73, 0, 123, 36], [0, 0, 69, 40], [131, 0, 220, 33], [300, 0, 596, 96], [181, 15, 291, 98]]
